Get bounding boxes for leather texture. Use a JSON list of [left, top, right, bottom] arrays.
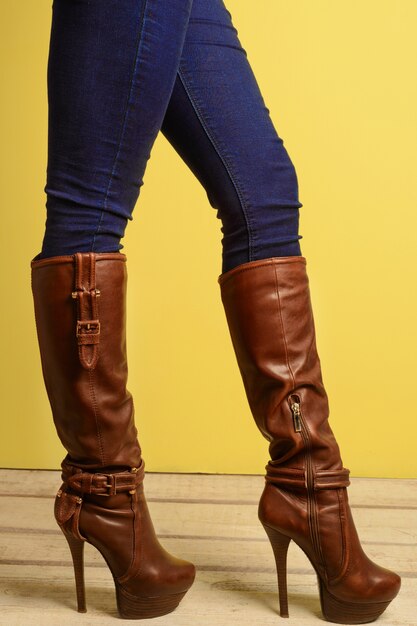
[[31, 252, 195, 601], [218, 256, 401, 611]]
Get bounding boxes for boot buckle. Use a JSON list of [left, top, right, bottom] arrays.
[[76, 320, 100, 337], [96, 473, 117, 496]]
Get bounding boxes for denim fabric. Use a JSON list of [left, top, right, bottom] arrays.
[[39, 0, 303, 273]]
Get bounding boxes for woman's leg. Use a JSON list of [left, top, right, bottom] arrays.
[[31, 1, 197, 618], [161, 1, 401, 622], [161, 0, 303, 273], [39, 0, 193, 258]]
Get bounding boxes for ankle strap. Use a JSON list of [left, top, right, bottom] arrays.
[[60, 458, 145, 496], [265, 464, 350, 490]]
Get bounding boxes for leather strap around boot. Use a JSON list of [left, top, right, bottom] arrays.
[[71, 252, 101, 370], [265, 463, 350, 490], [60, 458, 146, 496]]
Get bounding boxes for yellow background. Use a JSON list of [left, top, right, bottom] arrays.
[[1, 1, 416, 477]]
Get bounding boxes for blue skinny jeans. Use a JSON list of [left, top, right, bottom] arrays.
[[38, 0, 303, 274]]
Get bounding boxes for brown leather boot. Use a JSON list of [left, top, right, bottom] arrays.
[[218, 256, 401, 624], [31, 251, 195, 619]]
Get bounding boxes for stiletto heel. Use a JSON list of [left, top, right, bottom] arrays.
[[262, 525, 291, 618], [62, 530, 87, 613], [263, 518, 393, 624]]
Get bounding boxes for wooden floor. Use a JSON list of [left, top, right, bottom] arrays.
[[0, 470, 416, 626]]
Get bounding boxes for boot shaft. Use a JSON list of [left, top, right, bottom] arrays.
[[31, 252, 141, 470], [218, 256, 342, 471]]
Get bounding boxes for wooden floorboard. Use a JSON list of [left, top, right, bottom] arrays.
[[0, 469, 416, 625]]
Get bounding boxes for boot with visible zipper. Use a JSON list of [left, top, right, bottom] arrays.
[[31, 251, 195, 619], [218, 256, 401, 624]]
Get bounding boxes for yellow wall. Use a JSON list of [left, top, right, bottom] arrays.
[[1, 1, 415, 477]]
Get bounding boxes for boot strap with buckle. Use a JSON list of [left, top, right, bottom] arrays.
[[72, 252, 101, 370], [60, 458, 145, 496]]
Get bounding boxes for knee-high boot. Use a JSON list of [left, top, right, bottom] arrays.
[[218, 256, 400, 624], [31, 251, 195, 619]]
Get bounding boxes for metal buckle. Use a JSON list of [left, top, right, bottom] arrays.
[[72, 288, 101, 299], [76, 320, 100, 336], [96, 473, 116, 496]]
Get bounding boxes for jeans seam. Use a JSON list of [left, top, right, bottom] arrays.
[[177, 66, 256, 262], [187, 18, 236, 31], [91, 0, 149, 251]]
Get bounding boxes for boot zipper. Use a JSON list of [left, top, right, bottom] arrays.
[[288, 393, 325, 568], [288, 395, 302, 432]]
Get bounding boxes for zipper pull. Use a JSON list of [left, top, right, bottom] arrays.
[[289, 395, 302, 432]]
